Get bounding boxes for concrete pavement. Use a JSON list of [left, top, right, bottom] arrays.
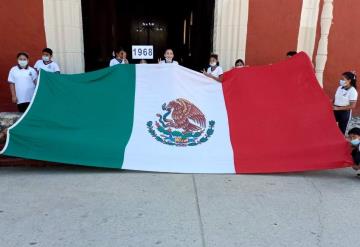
[[0, 166, 359, 247]]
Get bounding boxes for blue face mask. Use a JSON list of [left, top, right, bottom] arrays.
[[351, 139, 360, 146], [339, 80, 346, 86]]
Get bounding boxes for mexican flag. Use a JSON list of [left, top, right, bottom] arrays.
[[0, 53, 353, 173]]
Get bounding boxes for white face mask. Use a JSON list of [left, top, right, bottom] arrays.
[[351, 139, 360, 146], [42, 55, 50, 62], [339, 80, 346, 86], [210, 62, 217, 67], [18, 60, 28, 68], [165, 58, 173, 63]]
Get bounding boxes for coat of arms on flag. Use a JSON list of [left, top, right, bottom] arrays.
[[147, 98, 215, 147]]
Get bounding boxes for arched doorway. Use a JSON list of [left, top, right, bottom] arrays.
[[82, 0, 215, 71]]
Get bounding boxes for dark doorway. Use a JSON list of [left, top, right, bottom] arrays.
[[81, 0, 215, 71]]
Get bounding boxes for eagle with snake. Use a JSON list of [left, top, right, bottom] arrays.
[[160, 98, 206, 133]]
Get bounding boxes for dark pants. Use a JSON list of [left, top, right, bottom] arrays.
[[352, 148, 360, 165], [334, 110, 351, 134], [17, 102, 30, 113]]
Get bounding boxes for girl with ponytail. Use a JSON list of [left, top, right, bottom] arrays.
[[333, 71, 358, 134]]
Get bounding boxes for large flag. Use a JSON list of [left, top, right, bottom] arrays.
[[0, 53, 353, 173]]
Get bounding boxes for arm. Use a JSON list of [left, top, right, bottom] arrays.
[[218, 74, 223, 82], [54, 63, 61, 74], [333, 101, 357, 111], [32, 69, 38, 85], [202, 71, 223, 83], [9, 83, 17, 103]]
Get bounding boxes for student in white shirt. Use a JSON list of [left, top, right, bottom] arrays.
[[139, 59, 147, 64], [286, 51, 297, 58], [234, 59, 245, 68], [109, 48, 129, 67], [202, 54, 223, 82], [158, 49, 178, 64], [333, 71, 358, 134], [8, 52, 38, 113], [34, 48, 60, 73]]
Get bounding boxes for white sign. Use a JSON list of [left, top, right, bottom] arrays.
[[132, 45, 154, 59]]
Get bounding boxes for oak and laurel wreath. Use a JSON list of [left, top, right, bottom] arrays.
[[147, 120, 215, 146]]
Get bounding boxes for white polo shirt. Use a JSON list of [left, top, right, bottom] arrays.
[[8, 66, 38, 104], [110, 58, 129, 67], [334, 86, 358, 106], [159, 60, 179, 65], [207, 66, 223, 78], [34, 60, 60, 73]]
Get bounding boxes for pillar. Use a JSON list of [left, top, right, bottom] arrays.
[[43, 0, 85, 74], [213, 0, 249, 70], [297, 0, 321, 58], [315, 0, 334, 87]]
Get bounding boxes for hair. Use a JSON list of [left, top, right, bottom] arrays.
[[210, 54, 218, 60], [235, 59, 245, 66], [286, 51, 297, 57], [114, 47, 125, 54], [42, 48, 53, 56], [348, 127, 360, 136], [164, 48, 174, 54], [342, 71, 357, 89], [17, 52, 29, 59]]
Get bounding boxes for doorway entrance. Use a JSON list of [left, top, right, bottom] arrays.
[[82, 0, 215, 71]]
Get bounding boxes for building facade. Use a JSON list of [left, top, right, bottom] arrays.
[[1, 0, 360, 114]]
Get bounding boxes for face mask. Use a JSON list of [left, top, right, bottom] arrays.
[[165, 58, 172, 63], [339, 80, 346, 86], [18, 60, 28, 68], [210, 62, 217, 67], [351, 139, 360, 146], [42, 55, 50, 62]]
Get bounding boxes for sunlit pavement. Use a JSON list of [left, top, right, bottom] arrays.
[[0, 166, 359, 247]]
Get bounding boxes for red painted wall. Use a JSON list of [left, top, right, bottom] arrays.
[[323, 0, 360, 115], [245, 0, 302, 66], [0, 0, 46, 112]]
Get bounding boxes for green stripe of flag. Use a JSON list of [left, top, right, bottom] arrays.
[[3, 65, 136, 168]]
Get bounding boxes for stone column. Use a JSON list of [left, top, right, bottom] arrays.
[[297, 0, 321, 58], [315, 0, 334, 87], [43, 0, 85, 74], [213, 0, 249, 70]]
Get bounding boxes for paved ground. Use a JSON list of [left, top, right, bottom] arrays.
[[0, 166, 359, 247]]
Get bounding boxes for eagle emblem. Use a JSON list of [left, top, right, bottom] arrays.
[[147, 98, 215, 146]]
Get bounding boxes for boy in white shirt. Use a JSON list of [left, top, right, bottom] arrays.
[[34, 48, 60, 73], [8, 52, 38, 112], [110, 48, 129, 66]]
